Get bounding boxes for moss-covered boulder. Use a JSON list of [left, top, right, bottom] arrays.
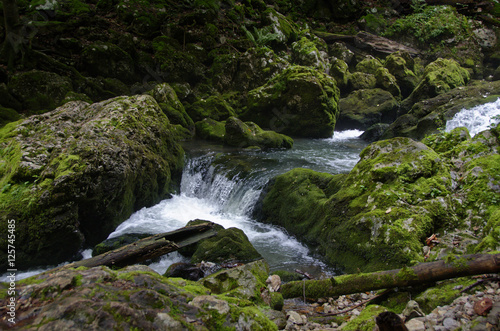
[[337, 89, 398, 130], [291, 36, 329, 72], [8, 70, 73, 114], [0, 265, 278, 330], [0, 107, 22, 128], [243, 66, 340, 138], [224, 117, 293, 150], [330, 58, 351, 94], [200, 259, 269, 302], [195, 118, 226, 142], [148, 83, 195, 133], [258, 137, 454, 272], [384, 52, 420, 98], [0, 95, 184, 269], [191, 227, 263, 264], [355, 56, 384, 75], [80, 42, 136, 83], [349, 72, 377, 91], [375, 67, 401, 98], [381, 80, 500, 140], [402, 58, 470, 112], [186, 95, 236, 122]]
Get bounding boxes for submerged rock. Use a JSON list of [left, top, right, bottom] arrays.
[[0, 95, 184, 269]]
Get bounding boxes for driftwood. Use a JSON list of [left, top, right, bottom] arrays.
[[315, 31, 420, 56], [64, 222, 218, 269], [281, 253, 500, 299]]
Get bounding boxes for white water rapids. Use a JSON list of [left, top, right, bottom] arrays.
[[3, 96, 499, 282]]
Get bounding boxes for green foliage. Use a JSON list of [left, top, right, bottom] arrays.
[[241, 26, 282, 47], [383, 5, 472, 47]]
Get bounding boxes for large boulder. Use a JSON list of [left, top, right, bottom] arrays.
[[380, 80, 500, 140], [8, 70, 73, 114], [401, 58, 470, 113], [191, 227, 263, 264], [0, 265, 279, 330], [224, 117, 293, 150], [243, 66, 340, 138], [0, 95, 184, 269], [337, 88, 399, 130], [258, 138, 453, 272]]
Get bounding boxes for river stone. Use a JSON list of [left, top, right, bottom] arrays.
[[401, 58, 470, 113], [191, 227, 263, 264], [337, 88, 398, 130], [189, 295, 230, 315], [0, 95, 184, 270], [243, 65, 340, 138], [200, 259, 269, 302], [224, 116, 293, 150]]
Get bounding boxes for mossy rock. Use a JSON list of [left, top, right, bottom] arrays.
[[330, 58, 351, 94], [0, 95, 185, 270], [243, 66, 340, 138], [259, 137, 456, 273], [148, 83, 195, 131], [291, 36, 328, 72], [355, 56, 384, 75], [195, 118, 226, 142], [342, 305, 387, 331], [191, 227, 263, 264], [375, 67, 401, 98], [8, 70, 73, 114], [200, 259, 269, 303], [348, 72, 377, 91], [3, 264, 277, 330], [337, 88, 398, 130], [224, 117, 293, 150], [186, 95, 236, 122], [80, 42, 136, 83], [384, 52, 419, 98], [414, 277, 476, 313], [402, 58, 470, 112]]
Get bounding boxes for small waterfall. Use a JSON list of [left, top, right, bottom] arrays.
[[2, 132, 368, 281], [445, 98, 500, 137]]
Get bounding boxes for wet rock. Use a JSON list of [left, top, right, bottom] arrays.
[[224, 116, 293, 150], [243, 66, 340, 138], [0, 95, 184, 270]]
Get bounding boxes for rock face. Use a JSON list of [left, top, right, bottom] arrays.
[[0, 264, 280, 330], [257, 125, 500, 272], [0, 95, 184, 269], [243, 66, 340, 138]]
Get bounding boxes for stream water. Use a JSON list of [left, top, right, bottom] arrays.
[[109, 129, 367, 277], [3, 97, 499, 282]]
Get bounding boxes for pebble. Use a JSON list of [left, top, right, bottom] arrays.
[[282, 281, 500, 331]]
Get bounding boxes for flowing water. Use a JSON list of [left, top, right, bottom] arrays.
[[4, 97, 499, 282], [445, 97, 500, 137], [109, 129, 367, 277]]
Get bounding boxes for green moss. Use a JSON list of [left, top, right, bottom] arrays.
[[343, 305, 387, 331], [414, 277, 476, 313], [383, 5, 473, 48]]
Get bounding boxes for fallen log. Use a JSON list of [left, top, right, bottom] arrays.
[[281, 253, 500, 299], [63, 222, 218, 269], [314, 31, 420, 57]]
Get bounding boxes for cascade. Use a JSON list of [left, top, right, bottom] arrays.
[[445, 97, 500, 137]]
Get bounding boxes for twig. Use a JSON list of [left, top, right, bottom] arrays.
[[316, 289, 392, 316], [460, 276, 500, 294]]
